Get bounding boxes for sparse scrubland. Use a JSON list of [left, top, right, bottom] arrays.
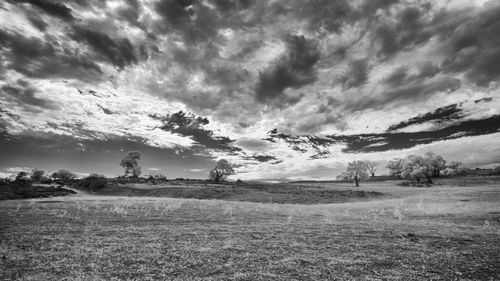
[[1, 177, 499, 280], [0, 181, 76, 200]]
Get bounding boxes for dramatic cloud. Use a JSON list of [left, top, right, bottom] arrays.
[[339, 59, 369, 89], [387, 103, 464, 132], [437, 4, 500, 86], [12, 0, 74, 21], [0, 79, 57, 111], [71, 26, 138, 69], [0, 29, 103, 82], [152, 111, 239, 151], [0, 0, 499, 179], [255, 35, 320, 102]]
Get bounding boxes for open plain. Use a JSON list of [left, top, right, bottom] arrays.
[[1, 178, 499, 280]]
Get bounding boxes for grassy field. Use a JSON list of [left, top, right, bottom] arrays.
[[1, 178, 499, 280]]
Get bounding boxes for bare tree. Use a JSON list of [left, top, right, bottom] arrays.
[[346, 160, 369, 187], [209, 159, 234, 183], [365, 161, 377, 177], [120, 151, 142, 177]]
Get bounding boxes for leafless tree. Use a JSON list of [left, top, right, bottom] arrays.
[[365, 161, 377, 177]]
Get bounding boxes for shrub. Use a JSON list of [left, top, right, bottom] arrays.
[[76, 174, 108, 191]]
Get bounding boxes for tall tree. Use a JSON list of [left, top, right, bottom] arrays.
[[386, 158, 404, 178], [346, 160, 369, 187], [401, 155, 434, 184], [209, 159, 234, 183], [120, 151, 142, 177], [424, 152, 447, 177]]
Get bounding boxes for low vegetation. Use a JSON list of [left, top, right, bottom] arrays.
[[90, 181, 384, 204], [0, 181, 76, 200], [1, 178, 498, 280]]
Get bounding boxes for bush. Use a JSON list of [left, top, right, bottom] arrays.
[[40, 177, 52, 184], [52, 169, 77, 180], [397, 181, 431, 187], [76, 175, 108, 191], [492, 166, 500, 175]]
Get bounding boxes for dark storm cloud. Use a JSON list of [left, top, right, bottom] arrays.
[[368, 2, 500, 87], [266, 129, 335, 157], [251, 155, 277, 162], [155, 0, 196, 27], [475, 97, 493, 104], [11, 0, 74, 21], [337, 114, 500, 153], [436, 4, 500, 86], [296, 0, 352, 33], [383, 66, 409, 87], [154, 0, 259, 43], [373, 6, 431, 58], [97, 105, 113, 115], [349, 76, 461, 112], [151, 111, 239, 151], [255, 35, 320, 102], [360, 0, 399, 15], [204, 64, 249, 88], [0, 30, 103, 81], [0, 107, 20, 132], [155, 0, 221, 44], [170, 42, 220, 71], [387, 103, 464, 132], [211, 0, 254, 12], [71, 26, 137, 69], [415, 62, 440, 79], [116, 0, 142, 27], [295, 0, 400, 34], [0, 80, 57, 111], [339, 59, 369, 89], [27, 16, 49, 31], [267, 114, 500, 154]]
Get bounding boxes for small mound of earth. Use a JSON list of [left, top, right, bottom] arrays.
[[0, 182, 76, 200], [97, 183, 384, 204]]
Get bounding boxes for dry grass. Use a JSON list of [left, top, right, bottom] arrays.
[[95, 183, 384, 204], [1, 178, 499, 280]]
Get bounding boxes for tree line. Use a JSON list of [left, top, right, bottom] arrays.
[[118, 151, 235, 183], [3, 150, 499, 186], [337, 151, 469, 187]]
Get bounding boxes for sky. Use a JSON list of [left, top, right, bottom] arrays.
[[0, 0, 499, 180]]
